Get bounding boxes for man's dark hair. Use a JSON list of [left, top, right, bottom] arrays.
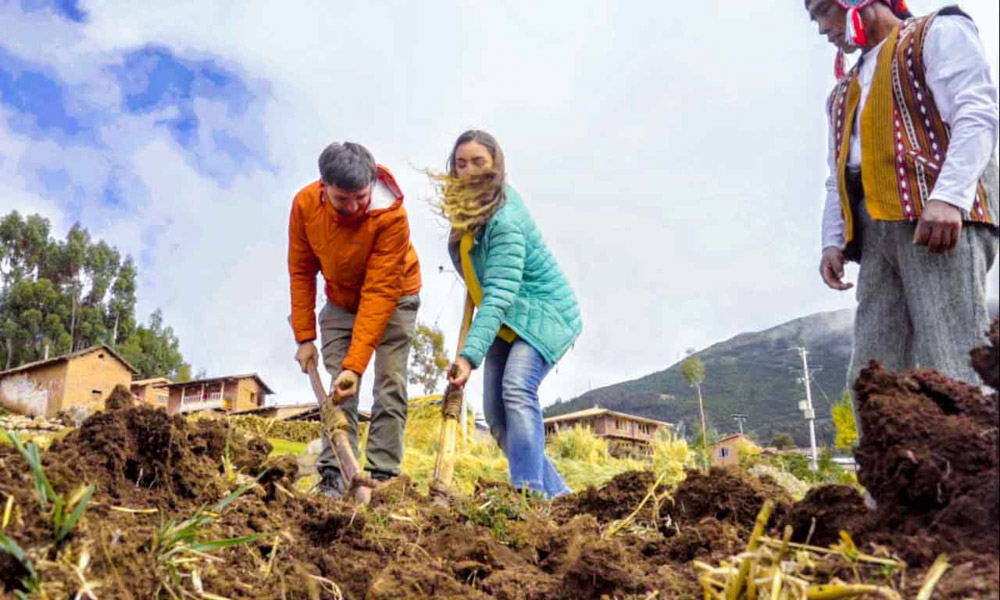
[[318, 142, 377, 190]]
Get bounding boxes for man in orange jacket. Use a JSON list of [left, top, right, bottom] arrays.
[[289, 141, 422, 497]]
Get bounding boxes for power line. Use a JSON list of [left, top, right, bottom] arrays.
[[430, 266, 460, 329], [811, 376, 835, 409]]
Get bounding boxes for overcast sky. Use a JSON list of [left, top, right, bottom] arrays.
[[2, 0, 997, 414]]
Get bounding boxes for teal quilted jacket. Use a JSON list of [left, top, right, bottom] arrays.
[[455, 186, 582, 368]]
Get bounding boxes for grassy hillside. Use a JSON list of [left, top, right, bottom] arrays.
[[546, 309, 856, 448]]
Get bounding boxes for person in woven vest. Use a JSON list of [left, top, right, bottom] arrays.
[[807, 0, 999, 391], [434, 130, 582, 498], [289, 142, 422, 497]]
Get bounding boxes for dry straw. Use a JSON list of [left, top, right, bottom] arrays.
[[694, 502, 950, 599]]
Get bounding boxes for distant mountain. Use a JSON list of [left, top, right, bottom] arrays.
[[546, 302, 998, 448]]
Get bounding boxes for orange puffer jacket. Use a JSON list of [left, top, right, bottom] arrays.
[[288, 166, 421, 375]]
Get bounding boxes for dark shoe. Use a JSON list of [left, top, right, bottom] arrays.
[[367, 469, 396, 484], [317, 468, 345, 499]]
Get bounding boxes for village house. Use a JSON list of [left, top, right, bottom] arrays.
[[280, 404, 372, 424], [710, 433, 748, 467], [131, 377, 171, 408], [165, 374, 274, 415], [543, 406, 671, 457], [0, 345, 138, 418], [233, 403, 319, 420]]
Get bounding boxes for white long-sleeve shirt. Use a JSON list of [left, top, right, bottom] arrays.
[[822, 15, 999, 250]]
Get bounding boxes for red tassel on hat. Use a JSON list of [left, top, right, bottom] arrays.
[[845, 6, 868, 47]]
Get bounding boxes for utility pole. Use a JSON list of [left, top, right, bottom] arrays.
[[731, 413, 748, 436], [796, 347, 819, 471]]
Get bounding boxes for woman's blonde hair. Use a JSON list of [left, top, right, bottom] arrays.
[[431, 130, 508, 235]]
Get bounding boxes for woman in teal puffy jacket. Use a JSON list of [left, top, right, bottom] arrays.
[[440, 130, 582, 498]]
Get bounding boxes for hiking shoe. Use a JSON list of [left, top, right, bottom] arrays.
[[317, 468, 345, 499], [367, 470, 396, 485]]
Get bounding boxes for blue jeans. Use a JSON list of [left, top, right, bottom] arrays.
[[482, 338, 571, 498]]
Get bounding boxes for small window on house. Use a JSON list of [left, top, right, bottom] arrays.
[[91, 389, 102, 401], [98, 353, 105, 359], [718, 447, 730, 458]]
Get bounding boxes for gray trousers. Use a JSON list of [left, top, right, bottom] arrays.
[[848, 205, 999, 395], [315, 294, 419, 481]]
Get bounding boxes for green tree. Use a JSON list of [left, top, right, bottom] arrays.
[[108, 256, 137, 344], [408, 323, 450, 395], [771, 433, 795, 450], [831, 390, 859, 449], [175, 363, 193, 383], [0, 212, 51, 281], [55, 224, 90, 347], [680, 351, 708, 470], [1, 211, 188, 377], [118, 310, 190, 380], [690, 427, 720, 470]]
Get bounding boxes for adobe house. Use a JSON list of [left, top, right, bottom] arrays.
[[233, 403, 318, 421], [0, 345, 138, 418], [131, 377, 171, 408], [710, 433, 748, 467], [543, 406, 672, 457], [165, 374, 274, 415], [279, 405, 372, 423]]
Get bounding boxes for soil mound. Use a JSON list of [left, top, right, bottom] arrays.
[[551, 470, 657, 524], [5, 327, 999, 600], [665, 466, 793, 530], [853, 355, 998, 567], [969, 318, 999, 390], [0, 404, 701, 598], [781, 484, 868, 546], [658, 517, 743, 562], [103, 384, 134, 410], [42, 404, 270, 506]]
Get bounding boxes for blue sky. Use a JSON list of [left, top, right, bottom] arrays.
[[0, 11, 268, 228], [0, 0, 997, 413], [0, 45, 92, 142], [19, 0, 86, 22]]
